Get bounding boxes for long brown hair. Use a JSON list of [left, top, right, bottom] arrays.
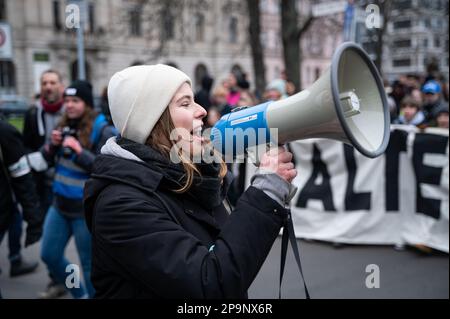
[[58, 107, 97, 149], [146, 108, 227, 193]]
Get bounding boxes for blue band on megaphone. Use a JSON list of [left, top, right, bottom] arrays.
[[211, 102, 273, 159]]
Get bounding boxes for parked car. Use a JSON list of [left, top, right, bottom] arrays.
[[0, 95, 29, 118]]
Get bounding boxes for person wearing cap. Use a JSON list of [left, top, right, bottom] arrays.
[[39, 80, 116, 299], [83, 64, 298, 298], [265, 79, 288, 101], [422, 80, 444, 124]]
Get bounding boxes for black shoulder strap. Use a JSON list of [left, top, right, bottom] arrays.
[[279, 211, 310, 299]]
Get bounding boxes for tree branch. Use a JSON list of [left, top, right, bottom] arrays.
[[297, 15, 314, 39]]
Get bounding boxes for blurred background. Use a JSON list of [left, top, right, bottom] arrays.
[[0, 0, 448, 299]]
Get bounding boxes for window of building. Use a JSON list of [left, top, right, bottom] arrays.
[[52, 0, 62, 31], [423, 38, 428, 47], [194, 13, 205, 42], [162, 11, 175, 40], [0, 61, 15, 92], [393, 20, 412, 29], [394, 39, 412, 48], [194, 64, 208, 91], [260, 32, 267, 49], [0, 0, 6, 20], [434, 36, 441, 48], [88, 2, 95, 33], [260, 0, 269, 12], [229, 17, 238, 44], [393, 58, 411, 67], [393, 0, 412, 10], [129, 8, 142, 37]]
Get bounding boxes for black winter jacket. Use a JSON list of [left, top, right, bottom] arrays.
[[84, 139, 288, 299], [0, 120, 42, 244]]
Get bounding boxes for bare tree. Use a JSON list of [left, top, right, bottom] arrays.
[[371, 0, 392, 73], [115, 0, 212, 63], [246, 0, 266, 97], [281, 0, 314, 91]]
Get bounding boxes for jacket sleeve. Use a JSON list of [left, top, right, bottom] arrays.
[[74, 126, 116, 172], [22, 107, 39, 152], [0, 122, 42, 231], [93, 184, 287, 299]]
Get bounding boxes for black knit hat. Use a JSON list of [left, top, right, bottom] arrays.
[[64, 80, 94, 108]]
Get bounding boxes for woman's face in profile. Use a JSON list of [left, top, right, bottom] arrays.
[[169, 82, 207, 157]]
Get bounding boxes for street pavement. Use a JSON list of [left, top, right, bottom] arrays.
[[0, 236, 448, 299]]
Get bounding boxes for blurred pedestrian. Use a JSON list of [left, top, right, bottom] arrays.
[[225, 73, 241, 107], [265, 79, 288, 101], [39, 80, 114, 299], [212, 86, 232, 116], [393, 96, 425, 127], [435, 105, 449, 129], [237, 90, 257, 107], [22, 69, 67, 298], [83, 64, 298, 298], [194, 75, 214, 112], [205, 107, 222, 128], [421, 80, 444, 124], [0, 119, 43, 280]]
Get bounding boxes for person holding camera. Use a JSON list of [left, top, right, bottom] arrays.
[[83, 65, 298, 298], [40, 80, 116, 299]]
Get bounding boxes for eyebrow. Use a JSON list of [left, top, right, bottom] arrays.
[[176, 95, 193, 103]]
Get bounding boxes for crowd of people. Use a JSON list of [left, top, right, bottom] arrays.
[[1, 70, 116, 298], [386, 74, 449, 129], [0, 64, 448, 298]]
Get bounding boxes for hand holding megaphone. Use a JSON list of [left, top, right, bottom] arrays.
[[258, 146, 297, 183], [211, 42, 390, 162]]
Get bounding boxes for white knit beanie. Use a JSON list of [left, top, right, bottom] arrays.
[[108, 64, 192, 144]]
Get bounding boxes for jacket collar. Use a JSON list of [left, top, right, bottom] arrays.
[[92, 155, 163, 193]]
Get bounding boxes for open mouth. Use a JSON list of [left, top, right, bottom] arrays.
[[190, 126, 204, 142]]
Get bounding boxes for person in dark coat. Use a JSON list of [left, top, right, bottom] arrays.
[[0, 119, 43, 278], [83, 64, 298, 299]]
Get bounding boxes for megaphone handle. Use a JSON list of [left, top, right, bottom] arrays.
[[247, 142, 284, 167]]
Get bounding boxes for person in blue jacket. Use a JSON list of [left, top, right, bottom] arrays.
[[40, 80, 116, 299]]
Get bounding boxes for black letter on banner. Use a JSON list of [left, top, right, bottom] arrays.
[[343, 145, 371, 210], [413, 133, 448, 219], [385, 130, 408, 211], [296, 144, 336, 211]]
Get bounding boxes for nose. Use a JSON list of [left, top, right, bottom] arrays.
[[65, 100, 73, 109], [195, 103, 207, 119]]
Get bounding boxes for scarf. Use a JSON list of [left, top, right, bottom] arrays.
[[41, 98, 64, 114], [117, 138, 227, 211]]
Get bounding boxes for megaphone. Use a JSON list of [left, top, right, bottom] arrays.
[[210, 42, 390, 160]]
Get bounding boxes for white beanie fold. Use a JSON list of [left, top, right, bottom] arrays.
[[108, 64, 192, 144]]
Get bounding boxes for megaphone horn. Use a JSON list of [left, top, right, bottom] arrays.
[[211, 42, 391, 160]]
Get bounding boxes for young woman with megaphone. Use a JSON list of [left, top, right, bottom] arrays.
[[83, 64, 298, 298]]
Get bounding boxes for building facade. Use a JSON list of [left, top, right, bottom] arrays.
[[357, 0, 449, 82], [384, 0, 449, 81], [0, 0, 343, 101]]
